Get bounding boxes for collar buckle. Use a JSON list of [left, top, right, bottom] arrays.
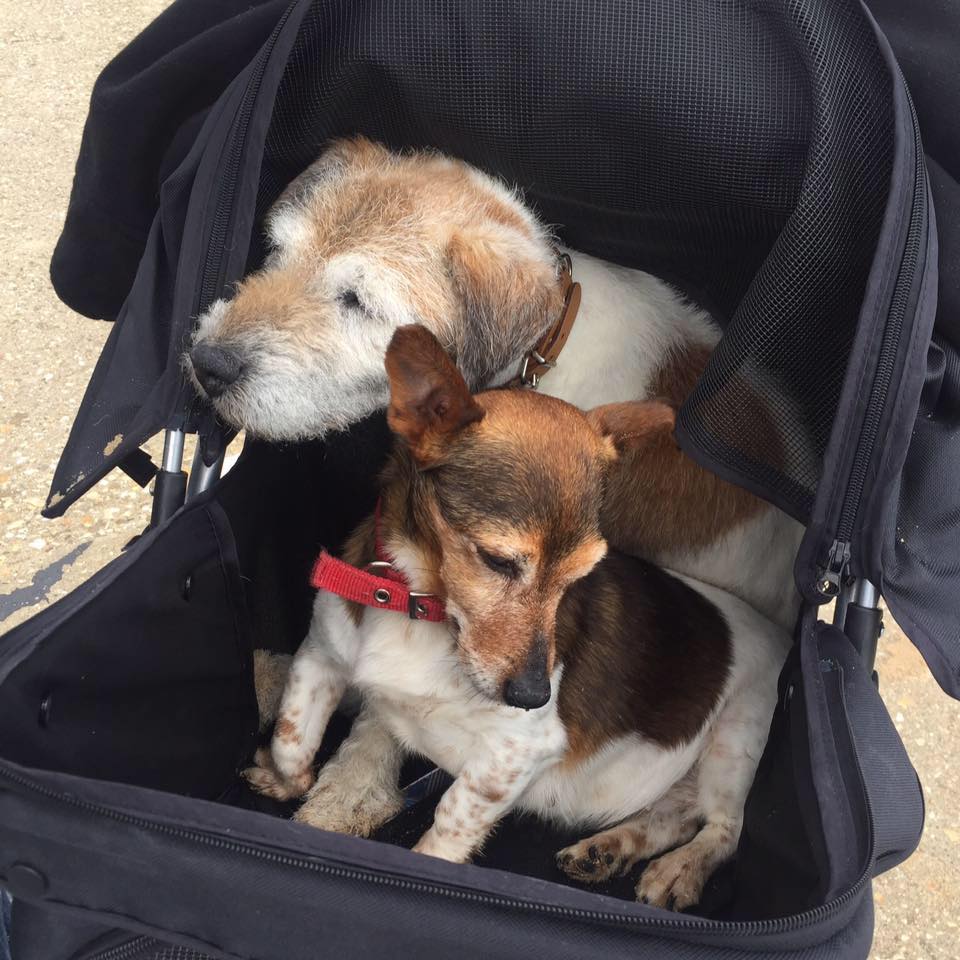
[[519, 350, 555, 388], [514, 251, 581, 390], [408, 591, 433, 619]]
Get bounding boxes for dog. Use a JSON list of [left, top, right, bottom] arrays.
[[245, 325, 791, 910], [187, 136, 802, 631]]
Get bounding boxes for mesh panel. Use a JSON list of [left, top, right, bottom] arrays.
[[679, 0, 894, 518], [256, 0, 893, 519]]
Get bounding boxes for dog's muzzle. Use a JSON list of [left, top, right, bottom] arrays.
[[190, 342, 243, 398]]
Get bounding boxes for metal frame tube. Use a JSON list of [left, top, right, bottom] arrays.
[[160, 428, 185, 472], [835, 577, 882, 670], [186, 447, 225, 500], [852, 578, 880, 609]]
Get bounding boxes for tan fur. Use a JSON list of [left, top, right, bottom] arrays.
[[211, 137, 560, 378], [381, 327, 609, 697], [592, 344, 767, 558]]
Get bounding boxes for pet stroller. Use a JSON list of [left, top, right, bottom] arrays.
[[2, 0, 958, 957]]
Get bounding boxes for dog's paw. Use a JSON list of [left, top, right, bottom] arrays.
[[556, 835, 632, 885], [293, 775, 403, 837], [412, 830, 471, 864], [636, 845, 706, 911], [243, 747, 315, 801]]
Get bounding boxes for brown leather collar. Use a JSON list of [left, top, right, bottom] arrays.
[[515, 252, 582, 388]]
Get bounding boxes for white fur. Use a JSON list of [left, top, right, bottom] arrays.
[[533, 249, 719, 408]]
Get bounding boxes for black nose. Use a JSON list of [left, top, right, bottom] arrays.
[[503, 636, 551, 710], [190, 342, 243, 398]]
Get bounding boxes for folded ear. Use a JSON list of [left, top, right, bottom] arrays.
[[385, 324, 485, 466], [267, 137, 391, 251], [445, 223, 563, 387], [586, 401, 677, 457]]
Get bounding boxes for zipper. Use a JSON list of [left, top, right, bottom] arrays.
[[196, 3, 296, 315], [817, 77, 926, 598], [0, 762, 870, 940]]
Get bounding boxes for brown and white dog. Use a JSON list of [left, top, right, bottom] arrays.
[[187, 136, 802, 630], [246, 325, 790, 910]]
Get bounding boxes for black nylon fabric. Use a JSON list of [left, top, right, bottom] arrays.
[[862, 0, 960, 699], [8, 902, 118, 960], [678, 0, 894, 520]]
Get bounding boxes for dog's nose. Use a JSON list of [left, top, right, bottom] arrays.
[[503, 636, 551, 710], [190, 343, 243, 398]]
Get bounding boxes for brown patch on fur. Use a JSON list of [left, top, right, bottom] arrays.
[[474, 781, 506, 804], [275, 716, 302, 746], [445, 228, 563, 384], [591, 344, 766, 557], [556, 549, 732, 765]]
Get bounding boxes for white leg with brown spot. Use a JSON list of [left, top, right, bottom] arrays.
[[413, 746, 544, 864], [294, 707, 404, 836], [244, 642, 348, 801]]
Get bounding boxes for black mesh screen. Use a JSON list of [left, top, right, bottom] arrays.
[[256, 0, 894, 520], [678, 1, 895, 518]]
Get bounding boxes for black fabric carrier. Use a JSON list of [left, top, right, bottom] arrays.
[[4, 0, 957, 957]]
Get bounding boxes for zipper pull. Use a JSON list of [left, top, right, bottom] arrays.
[[817, 539, 852, 598]]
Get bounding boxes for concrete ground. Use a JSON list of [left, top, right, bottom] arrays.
[[0, 2, 956, 957]]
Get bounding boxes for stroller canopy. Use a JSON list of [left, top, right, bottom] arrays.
[[47, 0, 957, 695]]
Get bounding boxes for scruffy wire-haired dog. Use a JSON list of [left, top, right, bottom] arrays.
[[188, 136, 802, 632], [246, 325, 790, 910]]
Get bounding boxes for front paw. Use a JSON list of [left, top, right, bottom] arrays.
[[244, 746, 315, 801], [556, 835, 632, 885], [412, 829, 471, 863], [293, 771, 403, 837]]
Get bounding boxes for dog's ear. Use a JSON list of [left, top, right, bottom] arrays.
[[586, 401, 677, 459], [445, 225, 563, 387], [385, 324, 485, 466], [267, 137, 392, 250]]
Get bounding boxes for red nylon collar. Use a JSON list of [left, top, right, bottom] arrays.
[[309, 501, 447, 623]]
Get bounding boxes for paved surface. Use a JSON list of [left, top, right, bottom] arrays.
[[0, 3, 956, 956]]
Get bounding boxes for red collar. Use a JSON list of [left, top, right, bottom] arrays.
[[309, 500, 447, 623]]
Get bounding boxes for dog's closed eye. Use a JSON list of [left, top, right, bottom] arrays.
[[477, 547, 521, 579], [338, 288, 364, 311]]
